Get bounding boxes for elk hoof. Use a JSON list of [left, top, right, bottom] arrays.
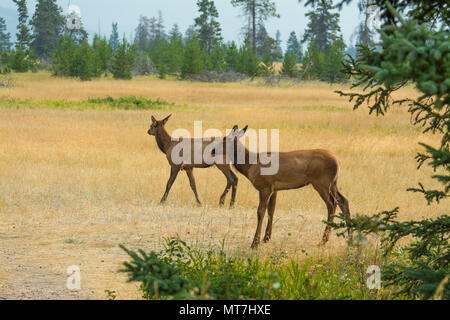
[[263, 237, 270, 243]]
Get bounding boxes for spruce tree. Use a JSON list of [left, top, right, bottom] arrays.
[[305, 0, 450, 299], [109, 22, 120, 54], [13, 0, 31, 49], [281, 50, 298, 78], [181, 37, 203, 79], [286, 31, 301, 62], [0, 17, 12, 53], [111, 36, 136, 80], [73, 39, 94, 81], [194, 0, 222, 54], [167, 24, 184, 74], [12, 45, 29, 72], [30, 0, 64, 61], [255, 23, 275, 60], [92, 35, 112, 76], [239, 37, 260, 77], [154, 39, 171, 78], [210, 44, 226, 72], [135, 15, 151, 52], [321, 37, 346, 82], [184, 25, 199, 44], [225, 41, 240, 72], [273, 30, 283, 61], [261, 51, 274, 76], [230, 0, 279, 52], [53, 35, 75, 77], [301, 0, 341, 53]]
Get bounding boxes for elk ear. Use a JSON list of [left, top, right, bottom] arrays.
[[151, 116, 157, 123], [232, 125, 239, 131], [162, 114, 172, 125], [242, 125, 248, 133]]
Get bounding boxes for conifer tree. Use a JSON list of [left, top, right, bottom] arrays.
[[281, 50, 298, 77], [166, 24, 184, 74], [238, 37, 260, 77], [301, 0, 341, 53], [181, 37, 203, 78], [111, 36, 136, 80], [30, 0, 64, 61], [0, 17, 12, 53], [304, 0, 449, 298], [194, 0, 222, 54], [73, 39, 94, 81], [109, 22, 120, 54], [273, 30, 283, 61], [13, 0, 31, 49], [53, 35, 75, 77], [225, 41, 240, 72], [286, 31, 302, 62], [92, 35, 112, 76], [255, 23, 275, 60], [134, 15, 151, 52], [12, 45, 29, 72], [154, 39, 171, 78], [210, 44, 226, 72], [230, 0, 279, 52]]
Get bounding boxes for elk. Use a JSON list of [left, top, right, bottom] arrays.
[[221, 125, 351, 249], [147, 115, 238, 207]]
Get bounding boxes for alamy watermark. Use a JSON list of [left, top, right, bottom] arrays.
[[168, 122, 280, 176], [66, 265, 81, 290], [366, 265, 381, 290], [366, 5, 381, 32], [66, 4, 82, 31]]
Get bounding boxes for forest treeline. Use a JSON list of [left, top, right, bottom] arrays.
[[0, 0, 375, 82]]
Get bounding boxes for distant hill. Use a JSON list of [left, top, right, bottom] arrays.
[[0, 6, 18, 43]]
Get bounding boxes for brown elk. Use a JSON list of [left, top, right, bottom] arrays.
[[221, 125, 351, 249], [147, 115, 238, 207]]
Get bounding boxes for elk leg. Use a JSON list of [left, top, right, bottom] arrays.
[[263, 191, 277, 243], [313, 183, 337, 245], [217, 165, 238, 208], [185, 168, 201, 206], [219, 181, 231, 207], [160, 166, 181, 204], [333, 182, 352, 239], [251, 189, 272, 249], [228, 170, 238, 208]]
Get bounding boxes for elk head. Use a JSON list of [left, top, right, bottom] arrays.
[[148, 114, 172, 136], [221, 125, 248, 163]]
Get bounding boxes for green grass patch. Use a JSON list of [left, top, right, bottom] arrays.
[[0, 96, 189, 111], [120, 237, 398, 300]]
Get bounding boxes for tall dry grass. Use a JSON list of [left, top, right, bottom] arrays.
[[0, 72, 442, 299]]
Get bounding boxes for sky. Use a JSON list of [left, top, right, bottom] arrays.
[[1, 0, 361, 50]]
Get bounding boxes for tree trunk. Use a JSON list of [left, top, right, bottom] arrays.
[[252, 0, 256, 52]]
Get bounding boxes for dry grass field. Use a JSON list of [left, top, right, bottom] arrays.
[[0, 72, 443, 299]]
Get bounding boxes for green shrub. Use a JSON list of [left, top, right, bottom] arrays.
[[86, 96, 173, 109], [120, 237, 385, 300], [326, 210, 450, 299]]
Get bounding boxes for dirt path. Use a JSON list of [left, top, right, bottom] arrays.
[[0, 239, 86, 300]]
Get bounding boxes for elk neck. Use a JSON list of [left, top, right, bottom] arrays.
[[155, 126, 172, 154], [232, 142, 255, 179]]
